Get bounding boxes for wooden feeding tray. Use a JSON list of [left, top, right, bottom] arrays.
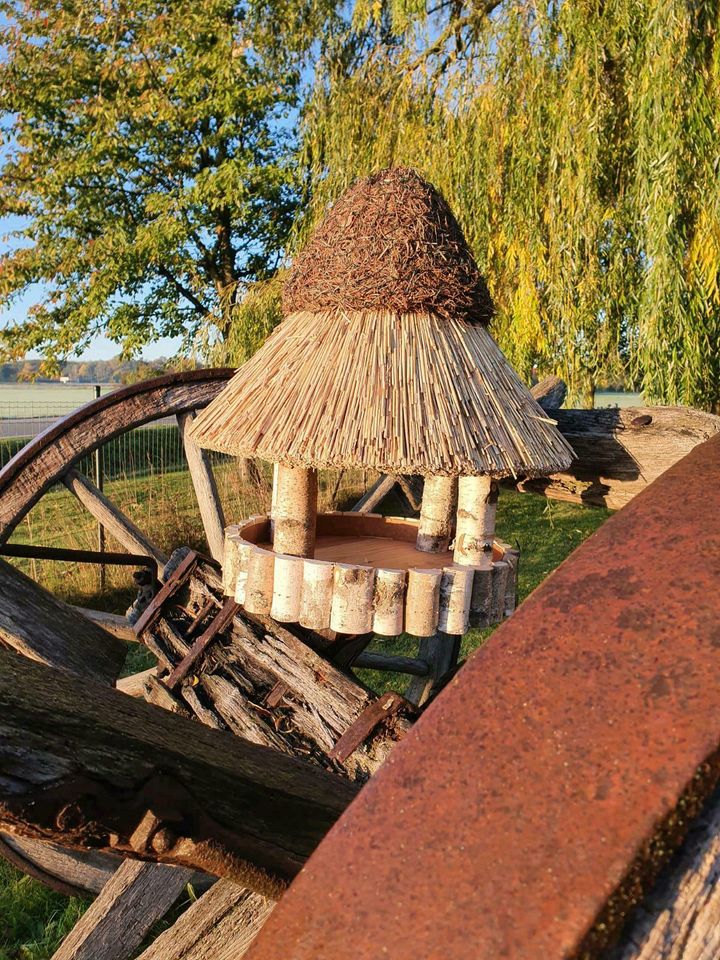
[[223, 512, 518, 639]]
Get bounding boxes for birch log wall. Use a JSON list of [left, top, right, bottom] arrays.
[[223, 513, 519, 641]]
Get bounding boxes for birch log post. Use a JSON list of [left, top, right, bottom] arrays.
[[453, 476, 498, 567], [270, 554, 304, 623], [416, 476, 457, 552], [299, 559, 334, 630], [405, 569, 442, 637], [438, 567, 474, 635], [0, 650, 357, 893], [243, 548, 275, 615], [469, 566, 493, 628], [372, 568, 406, 636], [272, 465, 318, 557], [222, 526, 243, 597], [330, 564, 375, 634]]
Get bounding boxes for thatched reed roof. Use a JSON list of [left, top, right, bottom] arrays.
[[189, 309, 574, 478], [190, 168, 574, 478], [282, 168, 493, 324]]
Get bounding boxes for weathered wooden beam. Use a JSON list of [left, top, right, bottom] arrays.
[[520, 406, 720, 509], [0, 832, 123, 898], [63, 469, 168, 570], [0, 558, 126, 685], [141, 560, 413, 781], [74, 606, 137, 642], [50, 860, 194, 960], [116, 667, 156, 697], [177, 412, 226, 563], [0, 649, 358, 895], [530, 374, 567, 411], [137, 880, 273, 960], [352, 475, 397, 513]]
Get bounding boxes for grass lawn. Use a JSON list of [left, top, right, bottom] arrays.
[[0, 480, 609, 959]]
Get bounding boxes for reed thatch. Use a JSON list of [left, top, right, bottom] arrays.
[[189, 309, 574, 478], [282, 168, 493, 324]]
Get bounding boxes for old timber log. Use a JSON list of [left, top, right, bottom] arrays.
[[0, 649, 357, 897]]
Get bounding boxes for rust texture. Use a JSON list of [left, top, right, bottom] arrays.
[[246, 435, 720, 960]]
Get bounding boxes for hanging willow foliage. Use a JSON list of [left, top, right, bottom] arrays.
[[261, 0, 716, 409]]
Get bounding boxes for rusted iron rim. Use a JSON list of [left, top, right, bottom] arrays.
[[245, 435, 720, 960]]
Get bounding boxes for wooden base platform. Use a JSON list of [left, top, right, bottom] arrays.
[[223, 513, 518, 637], [259, 535, 454, 571]]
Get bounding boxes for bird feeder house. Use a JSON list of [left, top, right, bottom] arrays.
[[189, 168, 573, 640]]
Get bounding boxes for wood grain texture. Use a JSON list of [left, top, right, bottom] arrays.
[[0, 369, 232, 544], [73, 607, 136, 642], [0, 558, 126, 684], [116, 668, 156, 697], [137, 880, 273, 960], [606, 795, 720, 960], [523, 406, 720, 509], [0, 833, 123, 897], [64, 470, 167, 570], [352, 475, 397, 513], [176, 566, 412, 780], [177, 412, 226, 563], [0, 649, 357, 890], [50, 860, 193, 960], [530, 374, 567, 411]]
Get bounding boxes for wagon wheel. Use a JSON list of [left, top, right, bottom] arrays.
[[0, 371, 239, 920], [0, 368, 459, 959], [0, 368, 413, 960]]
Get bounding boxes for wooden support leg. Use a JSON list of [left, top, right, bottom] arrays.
[[405, 631, 460, 707], [453, 475, 498, 568], [272, 465, 318, 557], [416, 476, 457, 553]]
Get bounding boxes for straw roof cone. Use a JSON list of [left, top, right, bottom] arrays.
[[189, 168, 574, 478]]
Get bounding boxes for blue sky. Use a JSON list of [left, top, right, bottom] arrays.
[[0, 212, 183, 363]]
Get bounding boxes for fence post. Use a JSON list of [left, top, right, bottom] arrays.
[[93, 385, 105, 592]]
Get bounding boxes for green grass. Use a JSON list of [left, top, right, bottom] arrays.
[[0, 482, 609, 957], [361, 489, 610, 691], [0, 861, 87, 960]]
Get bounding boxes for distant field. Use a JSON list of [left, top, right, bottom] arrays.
[[0, 382, 118, 408], [594, 390, 643, 408]]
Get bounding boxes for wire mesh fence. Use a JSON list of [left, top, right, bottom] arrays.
[[0, 389, 375, 606]]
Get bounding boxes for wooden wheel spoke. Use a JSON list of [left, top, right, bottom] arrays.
[[72, 606, 136, 641], [63, 469, 167, 572], [176, 412, 225, 562], [136, 879, 274, 960], [50, 860, 194, 960]]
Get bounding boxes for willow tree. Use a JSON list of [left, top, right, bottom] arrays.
[[286, 0, 720, 408]]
